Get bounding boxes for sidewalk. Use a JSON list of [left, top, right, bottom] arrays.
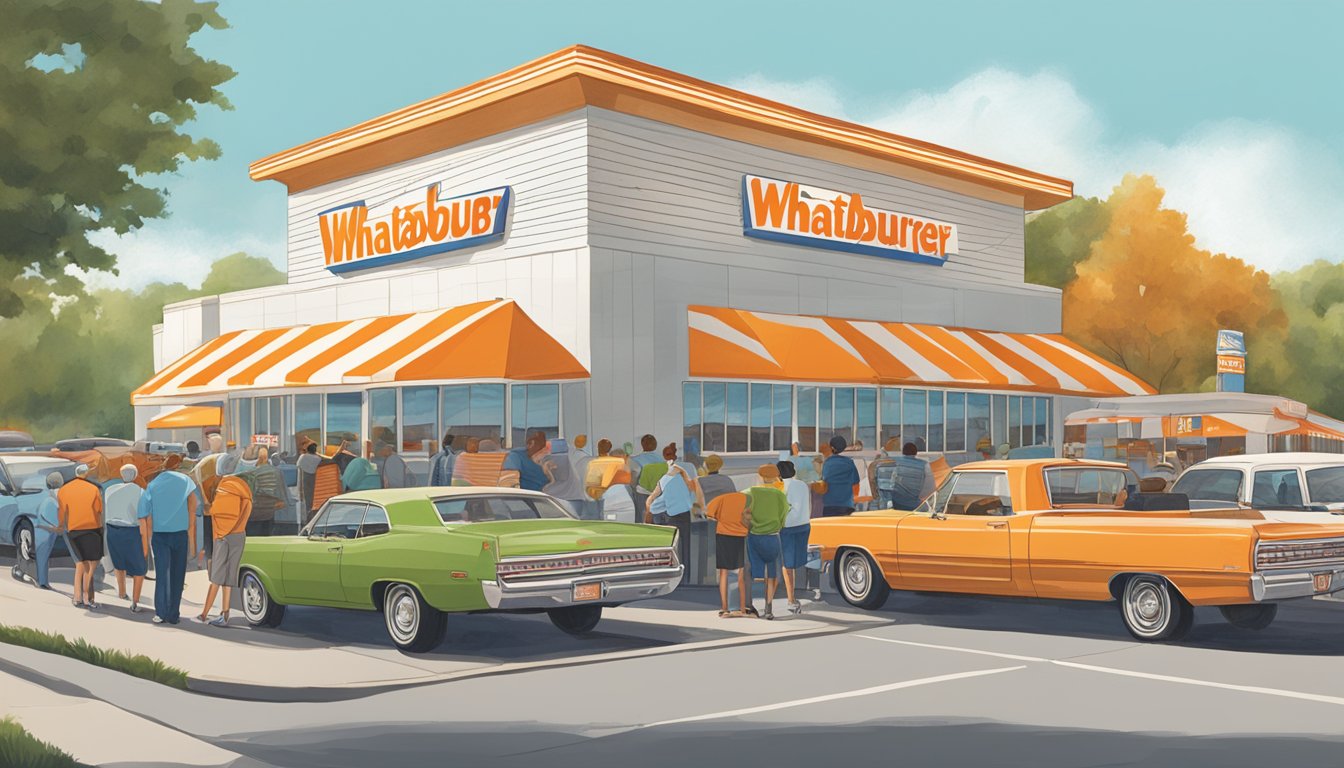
[[0, 562, 879, 702]]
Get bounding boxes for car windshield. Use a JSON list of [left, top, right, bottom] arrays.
[[434, 495, 574, 524], [1305, 466, 1344, 505], [1170, 468, 1243, 504], [1045, 467, 1138, 507], [3, 459, 76, 491]]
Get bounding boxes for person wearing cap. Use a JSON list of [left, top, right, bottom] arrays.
[[58, 464, 104, 609], [745, 466, 789, 619], [104, 465, 150, 613], [698, 455, 736, 506], [820, 436, 861, 517], [139, 454, 201, 625], [777, 460, 812, 614], [32, 472, 64, 590]]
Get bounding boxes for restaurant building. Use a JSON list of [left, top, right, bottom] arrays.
[[133, 46, 1153, 471]]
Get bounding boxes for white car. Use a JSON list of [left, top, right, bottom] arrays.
[[1170, 453, 1344, 521]]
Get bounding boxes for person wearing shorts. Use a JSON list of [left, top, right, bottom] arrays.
[[745, 466, 789, 620], [777, 460, 813, 615], [103, 465, 149, 613], [59, 464, 104, 609], [706, 491, 750, 617], [197, 474, 252, 626]]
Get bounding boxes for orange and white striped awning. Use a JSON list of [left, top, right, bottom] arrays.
[[133, 300, 587, 405], [688, 306, 1154, 397]]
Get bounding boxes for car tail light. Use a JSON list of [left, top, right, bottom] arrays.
[[495, 549, 676, 579], [1255, 537, 1344, 569]]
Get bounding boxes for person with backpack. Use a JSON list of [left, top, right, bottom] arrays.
[[883, 442, 937, 511], [195, 473, 252, 627]]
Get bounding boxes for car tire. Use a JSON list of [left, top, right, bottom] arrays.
[[1119, 575, 1192, 641], [836, 549, 890, 611], [548, 605, 603, 635], [14, 519, 34, 563], [1219, 603, 1278, 630], [383, 583, 445, 653], [240, 570, 286, 628]]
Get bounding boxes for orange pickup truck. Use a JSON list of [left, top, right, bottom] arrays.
[[808, 458, 1344, 641]]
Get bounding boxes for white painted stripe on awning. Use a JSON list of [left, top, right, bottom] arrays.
[[181, 326, 310, 393], [688, 311, 778, 366], [356, 300, 508, 383], [249, 318, 372, 389], [850, 321, 951, 382], [149, 331, 265, 396], [307, 312, 439, 385], [1033, 335, 1150, 396], [986, 333, 1087, 392], [944, 330, 1035, 387]]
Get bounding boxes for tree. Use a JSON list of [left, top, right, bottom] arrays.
[[1024, 195, 1109, 289], [1251, 261, 1344, 417], [0, 0, 234, 317], [1061, 174, 1287, 393]]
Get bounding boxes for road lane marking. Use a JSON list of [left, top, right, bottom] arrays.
[[1051, 660, 1344, 707], [855, 634, 1049, 663], [641, 666, 1026, 728]]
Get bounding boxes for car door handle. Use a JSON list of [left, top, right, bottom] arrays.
[[986, 520, 1009, 528], [327, 545, 343, 552]]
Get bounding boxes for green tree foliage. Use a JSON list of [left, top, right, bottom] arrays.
[[1252, 261, 1344, 417], [0, 254, 282, 441], [0, 0, 234, 317], [1024, 195, 1110, 289]]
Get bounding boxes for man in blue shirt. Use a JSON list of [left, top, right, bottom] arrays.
[[139, 455, 202, 625], [503, 431, 551, 492], [821, 435, 861, 517]]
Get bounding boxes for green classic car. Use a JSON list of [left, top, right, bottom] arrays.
[[238, 488, 683, 652]]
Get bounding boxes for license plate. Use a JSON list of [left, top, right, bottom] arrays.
[[573, 582, 602, 602], [1314, 572, 1332, 592]]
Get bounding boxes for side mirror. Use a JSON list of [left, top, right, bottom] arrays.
[[19, 476, 47, 495]]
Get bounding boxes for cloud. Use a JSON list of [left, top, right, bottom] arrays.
[[82, 225, 284, 291], [730, 70, 1344, 273]]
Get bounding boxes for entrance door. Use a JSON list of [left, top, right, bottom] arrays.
[[283, 501, 367, 603], [898, 471, 1014, 590]]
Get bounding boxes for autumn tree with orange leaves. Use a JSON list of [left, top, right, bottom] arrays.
[[1060, 175, 1287, 393]]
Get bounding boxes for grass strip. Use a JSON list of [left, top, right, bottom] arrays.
[[0, 624, 188, 690], [0, 716, 88, 768]]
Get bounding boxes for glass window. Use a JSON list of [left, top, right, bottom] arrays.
[[750, 383, 772, 452], [294, 394, 322, 451], [562, 382, 588, 443], [855, 388, 876, 451], [1045, 467, 1136, 507], [369, 388, 397, 452], [818, 388, 833, 445], [325, 392, 362, 450], [796, 386, 817, 452], [902, 389, 927, 449], [1307, 467, 1344, 504], [833, 387, 854, 445], [434, 494, 574, 523], [358, 506, 391, 537], [511, 384, 559, 445], [2, 459, 77, 492], [235, 397, 252, 446], [992, 394, 1008, 450], [1171, 468, 1244, 506], [440, 384, 505, 447], [967, 393, 990, 455], [946, 392, 966, 452], [880, 388, 902, 449], [402, 386, 438, 454], [773, 384, 793, 451], [306, 501, 367, 539], [947, 471, 1014, 516], [1035, 397, 1050, 446], [703, 383, 727, 453], [726, 383, 749, 452], [927, 391, 945, 452], [1252, 469, 1304, 507], [683, 382, 702, 458], [1008, 396, 1023, 449]]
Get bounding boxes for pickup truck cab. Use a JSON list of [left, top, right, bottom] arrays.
[[1171, 453, 1344, 516], [809, 459, 1344, 641]]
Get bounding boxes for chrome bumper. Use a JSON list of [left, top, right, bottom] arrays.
[[1251, 567, 1344, 601], [481, 565, 684, 610]]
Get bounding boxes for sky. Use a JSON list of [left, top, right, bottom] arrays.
[[87, 0, 1344, 289]]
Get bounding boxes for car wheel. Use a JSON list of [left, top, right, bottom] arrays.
[[548, 605, 603, 635], [240, 570, 286, 628], [14, 519, 34, 563], [1119, 575, 1192, 641], [383, 583, 445, 653], [836, 549, 890, 611], [1219, 603, 1278, 630]]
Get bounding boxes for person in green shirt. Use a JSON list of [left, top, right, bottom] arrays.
[[745, 465, 789, 620]]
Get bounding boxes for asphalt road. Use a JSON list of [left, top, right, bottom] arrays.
[[10, 567, 1344, 768]]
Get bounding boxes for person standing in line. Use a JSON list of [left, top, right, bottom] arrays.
[[887, 442, 937, 511], [58, 464, 104, 609], [140, 455, 201, 625], [103, 465, 149, 613], [196, 473, 252, 626], [776, 461, 812, 615], [429, 433, 457, 487], [502, 431, 551, 492], [820, 436, 861, 517], [295, 441, 322, 512], [644, 456, 699, 568], [745, 467, 789, 620], [628, 434, 660, 480], [32, 472, 63, 591], [698, 455, 737, 506], [705, 490, 751, 617], [243, 447, 288, 536]]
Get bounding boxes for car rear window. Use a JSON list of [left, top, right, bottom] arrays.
[[1306, 466, 1344, 504], [434, 495, 573, 523], [3, 460, 76, 492], [1171, 469, 1243, 503], [1045, 467, 1135, 507]]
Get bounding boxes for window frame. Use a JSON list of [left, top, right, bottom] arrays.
[[357, 504, 392, 538], [1044, 466, 1141, 509]]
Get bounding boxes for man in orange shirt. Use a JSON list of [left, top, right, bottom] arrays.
[[196, 474, 252, 626], [705, 490, 751, 617], [58, 464, 104, 609]]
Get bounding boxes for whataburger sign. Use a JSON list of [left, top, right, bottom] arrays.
[[319, 183, 511, 274], [741, 175, 958, 265]]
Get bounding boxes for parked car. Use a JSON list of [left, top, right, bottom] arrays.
[[0, 456, 78, 560], [53, 437, 132, 453], [1171, 453, 1344, 518], [0, 431, 35, 453], [808, 459, 1344, 641], [238, 487, 683, 652]]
